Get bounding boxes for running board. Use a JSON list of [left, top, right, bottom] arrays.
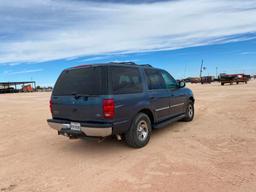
[[153, 114, 186, 129]]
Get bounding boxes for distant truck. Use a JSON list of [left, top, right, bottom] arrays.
[[184, 77, 201, 84], [220, 74, 249, 86], [184, 76, 214, 84], [22, 85, 33, 92], [200, 76, 214, 84]]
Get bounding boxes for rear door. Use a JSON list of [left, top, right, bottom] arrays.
[[51, 66, 108, 122], [110, 66, 145, 126], [144, 68, 172, 122]]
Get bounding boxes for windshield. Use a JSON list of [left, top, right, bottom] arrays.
[[53, 66, 106, 96]]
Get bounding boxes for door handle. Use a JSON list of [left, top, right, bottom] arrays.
[[150, 96, 155, 100]]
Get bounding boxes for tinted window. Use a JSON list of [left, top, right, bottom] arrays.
[[111, 66, 143, 94], [53, 66, 105, 96], [145, 69, 166, 90], [161, 70, 177, 89]]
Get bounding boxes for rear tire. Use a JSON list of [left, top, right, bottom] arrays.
[[124, 113, 152, 148], [183, 101, 194, 122]]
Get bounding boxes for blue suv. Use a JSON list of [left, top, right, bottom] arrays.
[[47, 62, 195, 148]]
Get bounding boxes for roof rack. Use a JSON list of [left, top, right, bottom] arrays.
[[140, 64, 152, 67], [109, 62, 136, 65], [109, 62, 153, 67]]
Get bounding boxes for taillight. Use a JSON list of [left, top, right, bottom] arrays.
[[49, 98, 53, 114], [103, 99, 115, 119]]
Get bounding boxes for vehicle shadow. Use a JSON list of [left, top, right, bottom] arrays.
[[57, 136, 133, 158], [55, 121, 188, 157], [152, 121, 187, 136]]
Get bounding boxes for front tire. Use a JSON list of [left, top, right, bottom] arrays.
[[183, 101, 194, 122], [125, 113, 152, 148]]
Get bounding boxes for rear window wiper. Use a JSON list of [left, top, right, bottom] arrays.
[[71, 92, 96, 99]]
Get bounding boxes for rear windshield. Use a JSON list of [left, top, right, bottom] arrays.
[[53, 66, 106, 96]]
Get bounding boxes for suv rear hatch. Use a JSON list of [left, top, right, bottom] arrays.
[[51, 65, 108, 122]]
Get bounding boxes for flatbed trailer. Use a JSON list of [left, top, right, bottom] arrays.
[[220, 74, 249, 86]]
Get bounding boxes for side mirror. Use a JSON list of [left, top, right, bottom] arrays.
[[178, 81, 186, 88]]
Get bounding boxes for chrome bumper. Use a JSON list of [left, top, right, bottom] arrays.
[[48, 121, 112, 137]]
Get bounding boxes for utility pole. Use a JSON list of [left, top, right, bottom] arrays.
[[200, 60, 204, 83], [200, 60, 203, 78], [216, 67, 218, 78]]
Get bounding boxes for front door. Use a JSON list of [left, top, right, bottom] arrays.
[[160, 70, 186, 116]]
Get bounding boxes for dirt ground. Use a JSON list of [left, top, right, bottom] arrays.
[[1, 80, 256, 192]]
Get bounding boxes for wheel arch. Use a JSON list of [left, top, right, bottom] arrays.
[[137, 108, 155, 125], [189, 96, 195, 103]]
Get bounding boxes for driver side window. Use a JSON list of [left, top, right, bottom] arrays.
[[161, 70, 177, 89]]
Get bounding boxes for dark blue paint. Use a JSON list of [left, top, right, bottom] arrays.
[[50, 62, 194, 135]]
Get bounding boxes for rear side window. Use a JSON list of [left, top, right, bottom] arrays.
[[53, 66, 106, 96], [111, 66, 143, 94], [145, 69, 166, 90]]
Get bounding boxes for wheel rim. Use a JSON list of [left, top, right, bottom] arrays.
[[136, 120, 149, 142], [188, 104, 193, 118]]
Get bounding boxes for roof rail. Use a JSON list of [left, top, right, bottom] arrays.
[[141, 64, 152, 67], [109, 62, 153, 67], [109, 62, 136, 65]]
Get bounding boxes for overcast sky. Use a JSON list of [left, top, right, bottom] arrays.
[[0, 0, 256, 85], [1, 0, 256, 64]]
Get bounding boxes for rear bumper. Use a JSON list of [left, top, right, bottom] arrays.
[[47, 119, 112, 137]]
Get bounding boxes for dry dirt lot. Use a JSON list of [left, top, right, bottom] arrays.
[[1, 81, 256, 192]]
